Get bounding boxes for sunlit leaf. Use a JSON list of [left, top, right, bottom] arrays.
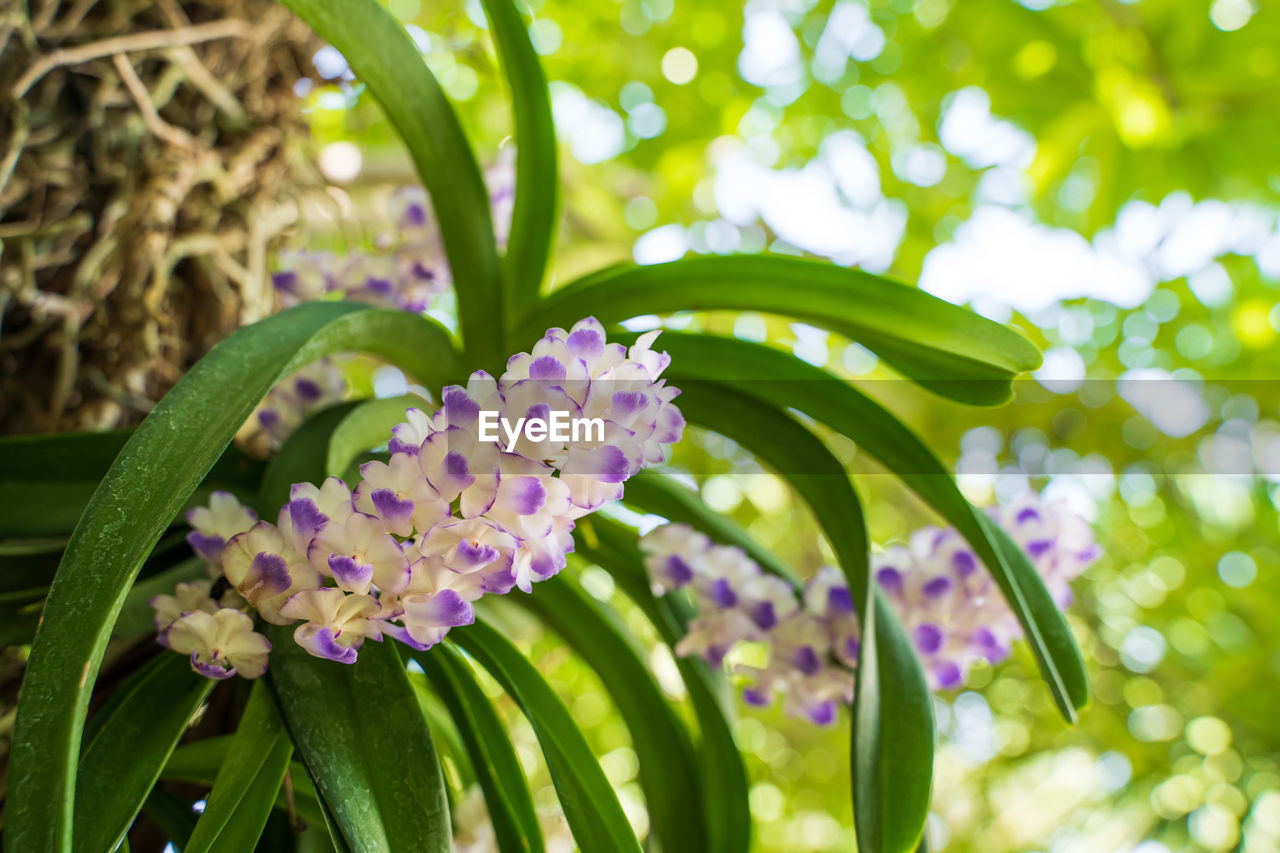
[[479, 0, 558, 309], [624, 470, 799, 587], [673, 382, 934, 853], [574, 519, 752, 853], [518, 574, 707, 853], [258, 401, 360, 510], [325, 394, 429, 480], [645, 331, 1087, 718], [514, 256, 1041, 404]]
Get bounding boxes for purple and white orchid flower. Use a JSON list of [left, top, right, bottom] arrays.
[[164, 609, 272, 680]]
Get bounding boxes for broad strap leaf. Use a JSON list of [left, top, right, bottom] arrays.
[[269, 636, 452, 852], [646, 331, 1087, 718]]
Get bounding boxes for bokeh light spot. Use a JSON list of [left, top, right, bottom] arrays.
[[662, 47, 699, 84]]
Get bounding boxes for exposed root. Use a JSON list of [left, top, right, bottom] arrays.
[[0, 0, 319, 433]]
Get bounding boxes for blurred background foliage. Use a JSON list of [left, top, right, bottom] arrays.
[[275, 0, 1280, 850]]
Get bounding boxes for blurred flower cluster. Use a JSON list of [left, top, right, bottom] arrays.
[[641, 493, 1099, 723], [876, 494, 1100, 690], [153, 318, 684, 678], [237, 155, 514, 456], [272, 155, 513, 313], [641, 524, 856, 725], [235, 359, 347, 457]]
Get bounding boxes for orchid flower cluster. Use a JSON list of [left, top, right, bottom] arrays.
[[641, 493, 1100, 724], [153, 318, 685, 680]]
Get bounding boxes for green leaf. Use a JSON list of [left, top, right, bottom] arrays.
[[672, 382, 934, 853], [646, 331, 1087, 718], [7, 302, 455, 853], [0, 431, 128, 539], [513, 255, 1042, 404], [450, 620, 642, 853], [479, 0, 558, 311], [852, 582, 938, 853], [325, 394, 427, 479], [574, 518, 751, 853], [185, 682, 293, 853], [162, 737, 325, 829], [313, 794, 356, 853], [409, 676, 478, 790], [0, 431, 263, 540], [268, 635, 451, 852], [277, 0, 503, 369], [517, 575, 707, 853], [73, 653, 214, 853], [0, 430, 130, 480], [141, 787, 198, 850], [413, 644, 545, 853]]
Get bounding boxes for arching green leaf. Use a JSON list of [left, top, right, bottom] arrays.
[[450, 620, 642, 853], [514, 255, 1041, 404], [413, 643, 544, 853], [277, 0, 503, 369], [673, 382, 934, 853], [258, 402, 360, 511], [479, 0, 558, 310], [325, 394, 431, 480], [518, 574, 707, 853], [643, 331, 1086, 719], [573, 519, 752, 853], [624, 470, 800, 587]]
